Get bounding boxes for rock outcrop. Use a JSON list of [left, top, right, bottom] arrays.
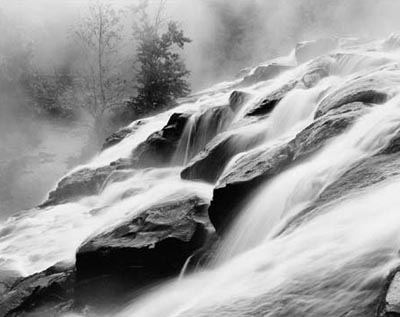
[[131, 112, 191, 168], [209, 102, 370, 232], [76, 195, 212, 280], [245, 57, 332, 116], [314, 67, 399, 118], [0, 263, 74, 317], [240, 64, 293, 86], [41, 166, 116, 207], [181, 121, 267, 183]]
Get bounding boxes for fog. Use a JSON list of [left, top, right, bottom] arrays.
[[1, 0, 400, 218]]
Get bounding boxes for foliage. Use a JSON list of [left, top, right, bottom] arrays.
[[128, 0, 191, 116], [73, 0, 126, 123], [24, 68, 77, 119]]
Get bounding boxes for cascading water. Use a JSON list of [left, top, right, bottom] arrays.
[[113, 90, 400, 317], [4, 36, 400, 317], [217, 94, 400, 261], [117, 179, 400, 317]]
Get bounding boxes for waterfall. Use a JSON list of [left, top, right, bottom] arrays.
[[217, 95, 400, 261], [117, 179, 400, 317], [4, 36, 400, 317], [115, 96, 400, 317]]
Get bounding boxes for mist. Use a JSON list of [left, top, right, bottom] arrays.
[[1, 0, 400, 218]]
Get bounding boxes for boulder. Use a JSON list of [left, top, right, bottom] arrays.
[[245, 57, 332, 116], [102, 128, 132, 150], [131, 112, 191, 168], [41, 165, 116, 207], [240, 64, 293, 86], [181, 122, 266, 183], [76, 195, 212, 281], [276, 126, 400, 237], [229, 90, 251, 112], [314, 67, 400, 118], [209, 102, 369, 233], [377, 270, 400, 317], [174, 105, 234, 165], [0, 263, 74, 317], [295, 38, 338, 64]]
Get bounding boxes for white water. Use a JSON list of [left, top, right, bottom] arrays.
[[3, 39, 400, 316], [114, 94, 400, 317], [118, 179, 400, 317], [0, 56, 313, 276], [218, 95, 400, 261]]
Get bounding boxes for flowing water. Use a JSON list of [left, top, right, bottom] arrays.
[[3, 42, 400, 316]]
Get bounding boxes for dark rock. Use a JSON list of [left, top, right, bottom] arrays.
[[229, 90, 250, 112], [0, 270, 21, 298], [181, 123, 266, 183], [277, 127, 400, 237], [131, 112, 191, 168], [102, 128, 132, 150], [209, 102, 369, 233], [0, 263, 75, 317], [240, 64, 293, 86], [295, 38, 338, 64], [314, 67, 399, 118], [174, 105, 234, 165], [76, 195, 212, 281], [41, 165, 116, 207], [245, 57, 332, 116], [377, 269, 400, 317]]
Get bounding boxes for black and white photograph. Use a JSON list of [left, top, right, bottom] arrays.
[[1, 0, 400, 316]]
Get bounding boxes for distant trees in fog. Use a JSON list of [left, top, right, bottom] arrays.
[[127, 0, 191, 116], [0, 0, 192, 143]]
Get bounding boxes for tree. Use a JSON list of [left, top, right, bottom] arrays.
[[73, 0, 126, 137], [128, 0, 191, 116]]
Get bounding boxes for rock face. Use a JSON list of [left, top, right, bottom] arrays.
[[41, 165, 116, 207], [102, 128, 133, 150], [240, 64, 293, 86], [229, 90, 250, 112], [209, 102, 369, 233], [276, 126, 400, 237], [181, 122, 267, 183], [76, 195, 212, 280], [131, 112, 191, 168], [314, 67, 399, 118], [174, 105, 234, 165], [377, 270, 400, 317], [0, 263, 74, 317], [245, 57, 332, 116]]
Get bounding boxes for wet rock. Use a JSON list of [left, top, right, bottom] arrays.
[[240, 64, 293, 86], [174, 105, 234, 165], [278, 125, 400, 237], [131, 112, 190, 168], [245, 57, 332, 116], [295, 38, 338, 64], [181, 123, 266, 183], [102, 128, 132, 150], [0, 263, 75, 317], [314, 68, 399, 118], [0, 270, 21, 298], [376, 269, 400, 317], [76, 195, 212, 281], [41, 165, 116, 207], [209, 102, 368, 233], [229, 90, 250, 112]]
